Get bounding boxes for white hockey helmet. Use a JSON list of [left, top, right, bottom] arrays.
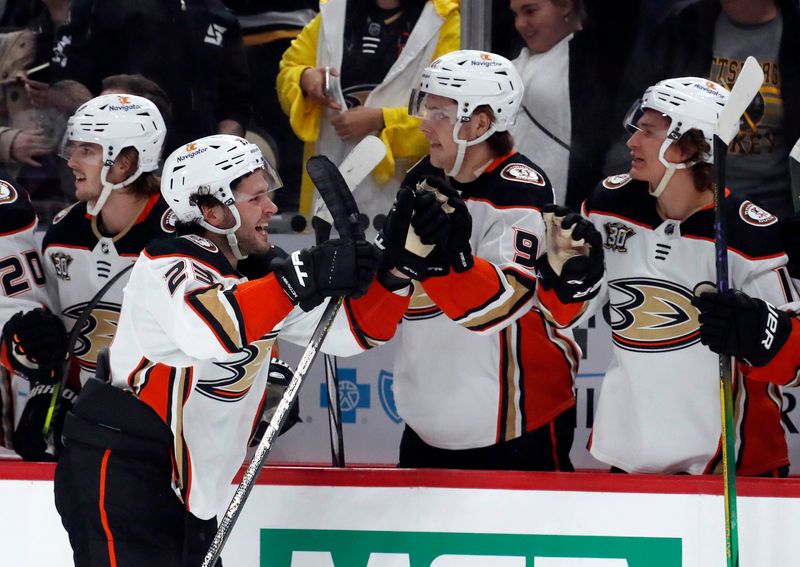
[[624, 77, 729, 196], [60, 93, 166, 215], [161, 134, 282, 259], [409, 50, 523, 176]]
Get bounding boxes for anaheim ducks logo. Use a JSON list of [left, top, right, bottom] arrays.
[[609, 278, 700, 352], [62, 302, 121, 368], [0, 180, 18, 204], [739, 200, 777, 227], [500, 163, 545, 186], [602, 174, 632, 189], [161, 208, 177, 233], [181, 234, 218, 253], [197, 338, 273, 402]]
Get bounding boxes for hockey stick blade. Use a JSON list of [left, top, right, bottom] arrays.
[[312, 135, 387, 224], [307, 155, 366, 241], [790, 137, 800, 212], [715, 56, 764, 146]]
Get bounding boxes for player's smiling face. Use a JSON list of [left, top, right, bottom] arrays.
[[232, 169, 278, 255], [65, 141, 105, 202]]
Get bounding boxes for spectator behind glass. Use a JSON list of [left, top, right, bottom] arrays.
[[44, 0, 251, 153], [609, 0, 800, 218], [508, 0, 639, 210], [100, 74, 174, 133], [277, 0, 459, 238], [1, 0, 92, 224]]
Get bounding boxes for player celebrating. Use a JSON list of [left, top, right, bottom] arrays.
[[4, 93, 171, 460], [537, 76, 797, 476], [355, 50, 599, 470], [53, 135, 384, 567]]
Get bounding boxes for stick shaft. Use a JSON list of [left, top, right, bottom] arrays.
[[201, 297, 343, 567], [713, 135, 739, 567]]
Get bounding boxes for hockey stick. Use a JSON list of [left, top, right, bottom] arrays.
[[42, 264, 134, 438], [311, 136, 387, 467], [201, 150, 381, 567], [713, 56, 764, 567], [790, 137, 800, 213], [312, 135, 387, 227]]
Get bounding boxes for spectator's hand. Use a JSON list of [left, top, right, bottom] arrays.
[[535, 204, 604, 303], [693, 287, 792, 367], [19, 77, 52, 109], [300, 67, 342, 111], [10, 128, 55, 167], [330, 107, 384, 141]]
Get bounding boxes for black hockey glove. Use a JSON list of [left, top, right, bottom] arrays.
[[13, 381, 77, 461], [250, 357, 301, 446], [273, 238, 381, 311], [693, 288, 792, 367], [375, 185, 449, 281], [2, 308, 67, 383], [412, 177, 473, 273], [535, 204, 604, 303], [780, 213, 800, 279]]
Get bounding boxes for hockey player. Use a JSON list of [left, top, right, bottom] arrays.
[[537, 76, 798, 476], [53, 135, 386, 567], [4, 93, 171, 461], [0, 172, 67, 459], [355, 50, 600, 470]]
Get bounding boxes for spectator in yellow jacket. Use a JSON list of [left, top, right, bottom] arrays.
[[277, 0, 459, 238]]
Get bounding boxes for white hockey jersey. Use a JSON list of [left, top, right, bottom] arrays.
[[348, 153, 580, 450], [42, 194, 175, 385], [0, 179, 51, 448], [542, 174, 797, 475], [108, 235, 384, 519]]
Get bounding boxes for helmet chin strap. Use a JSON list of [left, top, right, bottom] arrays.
[[650, 139, 692, 198], [200, 206, 248, 261], [445, 122, 497, 178], [86, 164, 145, 216]]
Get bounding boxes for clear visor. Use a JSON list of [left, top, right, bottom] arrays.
[[408, 89, 460, 124], [59, 139, 104, 165], [233, 161, 283, 203], [623, 99, 672, 138]]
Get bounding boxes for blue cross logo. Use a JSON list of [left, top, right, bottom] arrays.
[[320, 368, 370, 423]]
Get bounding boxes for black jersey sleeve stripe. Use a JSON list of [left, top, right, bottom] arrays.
[[186, 285, 242, 353]]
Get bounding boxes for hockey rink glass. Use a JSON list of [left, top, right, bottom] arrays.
[[408, 90, 458, 124]]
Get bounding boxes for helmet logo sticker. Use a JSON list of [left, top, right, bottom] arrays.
[[739, 201, 777, 227], [118, 96, 130, 104], [500, 163, 545, 186], [0, 180, 18, 205]]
